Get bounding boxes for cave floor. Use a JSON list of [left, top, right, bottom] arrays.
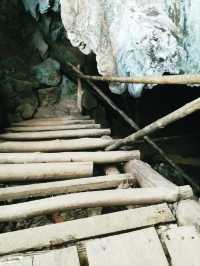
[[0, 107, 199, 266]]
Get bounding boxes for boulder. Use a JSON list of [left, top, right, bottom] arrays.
[[32, 58, 61, 86]]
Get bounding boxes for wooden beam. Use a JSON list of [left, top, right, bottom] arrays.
[[11, 120, 95, 127], [68, 63, 193, 191], [81, 73, 200, 85], [0, 174, 134, 201], [124, 159, 177, 189], [0, 204, 175, 255], [0, 151, 139, 164], [0, 187, 190, 222], [0, 162, 93, 182], [0, 129, 111, 140], [106, 97, 200, 151], [0, 138, 115, 152], [6, 124, 101, 132], [124, 160, 193, 200]]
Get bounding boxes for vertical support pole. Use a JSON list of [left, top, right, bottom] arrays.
[[77, 65, 84, 114]]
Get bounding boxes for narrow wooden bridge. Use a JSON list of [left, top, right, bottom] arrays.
[[0, 111, 200, 266]]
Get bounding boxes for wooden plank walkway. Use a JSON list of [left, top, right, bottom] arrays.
[[0, 112, 199, 265]]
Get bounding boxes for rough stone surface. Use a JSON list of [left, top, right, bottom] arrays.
[[32, 58, 61, 86], [22, 0, 60, 20], [60, 0, 200, 97]]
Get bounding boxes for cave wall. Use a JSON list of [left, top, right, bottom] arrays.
[[60, 0, 200, 97], [0, 0, 89, 125]]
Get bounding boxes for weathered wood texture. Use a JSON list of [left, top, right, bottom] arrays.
[[163, 226, 200, 266], [12, 119, 95, 127], [13, 116, 91, 123], [0, 174, 134, 201], [6, 124, 101, 132], [0, 187, 186, 222], [176, 199, 200, 230], [124, 160, 176, 188], [69, 64, 192, 191], [106, 97, 200, 151], [0, 204, 174, 255], [0, 151, 140, 164], [124, 160, 193, 200], [0, 129, 111, 140], [0, 162, 93, 182], [82, 73, 200, 85], [0, 257, 32, 266], [0, 247, 80, 266], [0, 138, 114, 152], [86, 227, 169, 266]]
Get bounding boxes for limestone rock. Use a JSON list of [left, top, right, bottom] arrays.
[[22, 0, 60, 20], [38, 87, 61, 106], [59, 76, 76, 99], [60, 0, 200, 97], [32, 58, 61, 86]]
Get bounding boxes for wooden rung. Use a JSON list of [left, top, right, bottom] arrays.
[[0, 174, 135, 201], [0, 187, 191, 222], [0, 203, 175, 255], [13, 115, 91, 123], [6, 124, 101, 132], [11, 120, 96, 127], [0, 138, 115, 152], [0, 162, 93, 182], [0, 129, 111, 141], [0, 151, 140, 164]]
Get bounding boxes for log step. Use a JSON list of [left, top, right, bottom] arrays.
[[0, 203, 175, 255], [0, 151, 140, 164], [0, 129, 111, 140], [11, 119, 95, 127], [6, 124, 101, 132], [13, 115, 91, 123], [0, 162, 93, 182], [0, 138, 115, 152], [0, 174, 135, 201], [0, 186, 191, 222]]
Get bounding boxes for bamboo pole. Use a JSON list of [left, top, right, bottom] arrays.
[[106, 97, 200, 151], [11, 120, 95, 127], [81, 74, 200, 85], [0, 151, 140, 164], [0, 129, 111, 141], [0, 138, 114, 152], [0, 162, 93, 182], [67, 64, 196, 190], [6, 124, 101, 132], [0, 174, 134, 201], [0, 187, 187, 222]]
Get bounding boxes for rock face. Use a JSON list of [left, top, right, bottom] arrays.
[[60, 0, 200, 97]]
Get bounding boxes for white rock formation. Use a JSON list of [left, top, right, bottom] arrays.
[[60, 0, 200, 97]]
